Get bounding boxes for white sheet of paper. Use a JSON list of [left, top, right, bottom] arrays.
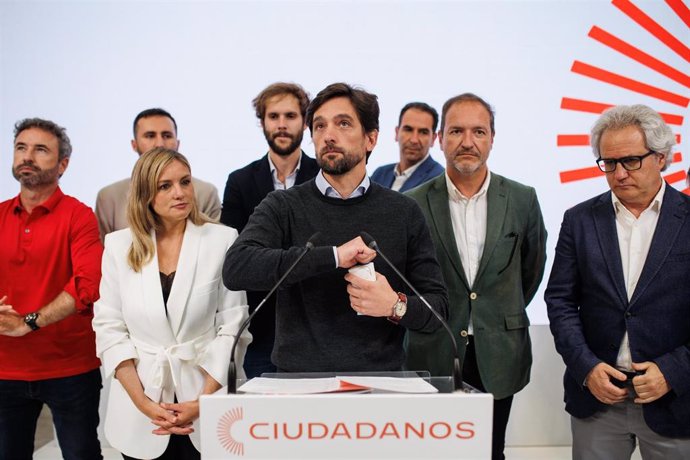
[[238, 376, 438, 394]]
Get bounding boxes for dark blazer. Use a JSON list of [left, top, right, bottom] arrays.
[[406, 173, 547, 399], [371, 155, 444, 192], [220, 152, 319, 233], [545, 184, 690, 438], [219, 152, 319, 354]]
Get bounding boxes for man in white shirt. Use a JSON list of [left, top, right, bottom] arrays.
[[95, 108, 221, 239], [406, 93, 547, 460], [371, 102, 444, 192], [545, 104, 690, 459]]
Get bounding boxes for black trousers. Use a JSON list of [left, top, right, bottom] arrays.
[[463, 336, 514, 460]]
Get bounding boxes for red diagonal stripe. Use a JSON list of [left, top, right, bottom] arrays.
[[665, 0, 690, 30], [660, 114, 684, 126], [613, 0, 690, 62], [683, 188, 690, 195], [557, 135, 590, 146], [560, 97, 685, 125], [560, 166, 603, 183], [677, 134, 683, 144], [571, 61, 690, 107], [560, 97, 612, 113], [664, 169, 686, 184], [672, 152, 683, 163], [589, 26, 690, 88]]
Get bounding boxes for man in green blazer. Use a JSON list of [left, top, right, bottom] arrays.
[[406, 93, 547, 460]]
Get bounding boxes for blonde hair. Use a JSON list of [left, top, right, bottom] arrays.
[[126, 147, 211, 272]]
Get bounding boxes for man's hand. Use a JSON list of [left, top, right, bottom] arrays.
[[631, 361, 671, 404], [337, 236, 376, 269], [0, 297, 30, 337], [585, 362, 629, 405], [344, 272, 398, 317]]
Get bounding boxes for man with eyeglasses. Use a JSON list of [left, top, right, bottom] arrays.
[[545, 104, 690, 459]]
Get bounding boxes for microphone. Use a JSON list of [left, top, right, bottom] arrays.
[[227, 232, 320, 394], [359, 231, 463, 392]]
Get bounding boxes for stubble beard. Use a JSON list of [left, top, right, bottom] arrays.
[[12, 163, 60, 189]]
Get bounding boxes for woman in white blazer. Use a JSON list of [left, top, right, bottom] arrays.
[[93, 148, 251, 460]]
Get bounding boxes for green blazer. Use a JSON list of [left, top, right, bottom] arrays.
[[405, 173, 547, 399]]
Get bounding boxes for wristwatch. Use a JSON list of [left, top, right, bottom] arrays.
[[24, 312, 40, 331], [387, 292, 407, 324]]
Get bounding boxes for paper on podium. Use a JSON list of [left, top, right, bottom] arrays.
[[238, 375, 438, 394]]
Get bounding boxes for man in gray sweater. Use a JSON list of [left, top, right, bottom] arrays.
[[223, 83, 448, 373]]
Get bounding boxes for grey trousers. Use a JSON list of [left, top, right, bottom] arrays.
[[571, 389, 690, 460]]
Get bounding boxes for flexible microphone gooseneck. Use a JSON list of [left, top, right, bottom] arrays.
[[227, 232, 320, 394], [359, 231, 463, 391]]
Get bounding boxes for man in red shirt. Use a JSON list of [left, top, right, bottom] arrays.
[[0, 118, 103, 459]]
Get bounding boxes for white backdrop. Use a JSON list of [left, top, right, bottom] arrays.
[[1, 0, 688, 325]]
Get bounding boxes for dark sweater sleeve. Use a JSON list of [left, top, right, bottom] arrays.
[[223, 191, 336, 291], [397, 200, 449, 333]]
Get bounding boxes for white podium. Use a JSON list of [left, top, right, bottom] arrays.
[[200, 376, 492, 460]]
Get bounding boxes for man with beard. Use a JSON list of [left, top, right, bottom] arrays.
[[405, 93, 547, 460], [95, 107, 221, 239], [220, 82, 319, 378], [371, 102, 444, 192], [0, 118, 103, 459], [223, 83, 448, 373]]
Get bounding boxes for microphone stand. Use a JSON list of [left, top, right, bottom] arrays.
[[360, 231, 463, 391], [227, 234, 318, 393]]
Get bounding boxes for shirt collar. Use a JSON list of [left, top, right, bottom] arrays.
[[611, 179, 665, 215], [13, 186, 64, 214], [315, 170, 370, 199], [267, 152, 302, 177], [395, 154, 429, 177], [445, 170, 491, 202]]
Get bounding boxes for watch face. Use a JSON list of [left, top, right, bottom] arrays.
[[24, 312, 39, 330], [395, 300, 407, 317]]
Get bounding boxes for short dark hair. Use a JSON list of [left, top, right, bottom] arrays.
[[132, 108, 177, 137], [440, 93, 495, 135], [398, 102, 439, 132], [306, 82, 379, 135], [253, 82, 310, 122], [14, 118, 72, 160]]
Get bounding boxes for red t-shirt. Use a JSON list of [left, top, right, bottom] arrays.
[[0, 187, 103, 380]]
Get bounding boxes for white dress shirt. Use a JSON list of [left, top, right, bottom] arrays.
[[268, 153, 302, 190], [613, 181, 665, 371], [446, 171, 491, 334], [391, 154, 429, 191]]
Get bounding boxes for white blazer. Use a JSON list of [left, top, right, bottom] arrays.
[[93, 221, 251, 459]]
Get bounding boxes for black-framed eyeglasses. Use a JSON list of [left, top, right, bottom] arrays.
[[596, 151, 659, 173]]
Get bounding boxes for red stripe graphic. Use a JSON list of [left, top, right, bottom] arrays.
[[571, 61, 690, 107], [613, 0, 690, 63], [557, 135, 590, 146], [557, 134, 682, 146], [664, 170, 686, 184], [560, 97, 685, 125], [666, 0, 690, 28], [588, 26, 690, 88]]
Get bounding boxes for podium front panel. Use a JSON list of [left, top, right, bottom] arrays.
[[200, 392, 492, 459]]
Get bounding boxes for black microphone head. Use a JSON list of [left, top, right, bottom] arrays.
[[306, 232, 321, 249], [359, 231, 378, 250]]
